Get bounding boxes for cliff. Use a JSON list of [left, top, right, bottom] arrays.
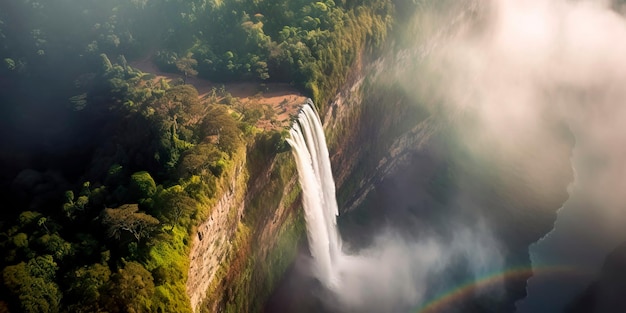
[[186, 161, 247, 311], [184, 130, 306, 313], [184, 38, 380, 312]]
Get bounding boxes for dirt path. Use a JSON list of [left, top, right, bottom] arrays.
[[131, 57, 306, 131]]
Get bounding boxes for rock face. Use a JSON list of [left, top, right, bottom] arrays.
[[186, 163, 246, 312], [185, 133, 306, 313], [565, 241, 626, 313]]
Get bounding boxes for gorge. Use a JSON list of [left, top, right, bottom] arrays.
[[1, 1, 626, 312]]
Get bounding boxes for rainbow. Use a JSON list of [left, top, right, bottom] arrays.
[[415, 265, 589, 313]]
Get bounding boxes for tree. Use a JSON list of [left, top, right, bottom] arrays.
[[4, 58, 15, 70], [156, 185, 196, 229], [178, 143, 227, 178], [18, 211, 42, 227], [175, 53, 198, 77], [155, 84, 202, 126], [62, 190, 89, 219], [129, 171, 157, 200], [102, 204, 159, 242], [36, 233, 73, 261], [200, 106, 242, 155], [37, 217, 49, 234], [2, 256, 62, 313], [65, 263, 111, 313], [100, 53, 113, 74], [106, 261, 155, 313]]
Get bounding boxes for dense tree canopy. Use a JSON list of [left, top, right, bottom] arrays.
[[0, 0, 402, 311]]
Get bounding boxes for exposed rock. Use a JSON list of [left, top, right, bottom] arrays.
[[186, 164, 247, 312]]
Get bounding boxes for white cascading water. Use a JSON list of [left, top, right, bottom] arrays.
[[286, 99, 341, 288]]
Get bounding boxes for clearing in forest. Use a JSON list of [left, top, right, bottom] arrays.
[[131, 57, 307, 131]]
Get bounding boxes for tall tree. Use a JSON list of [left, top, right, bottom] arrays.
[[65, 263, 111, 313], [105, 261, 155, 313], [102, 204, 159, 242], [2, 255, 62, 313], [156, 185, 196, 229]]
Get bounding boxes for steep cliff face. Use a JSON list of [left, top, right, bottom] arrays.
[[184, 51, 376, 312], [184, 132, 307, 313], [186, 162, 247, 311]]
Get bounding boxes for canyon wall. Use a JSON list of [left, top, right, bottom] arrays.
[[181, 135, 310, 313], [186, 162, 247, 312], [184, 51, 373, 312]]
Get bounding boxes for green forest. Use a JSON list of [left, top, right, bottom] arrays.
[[0, 0, 401, 312]]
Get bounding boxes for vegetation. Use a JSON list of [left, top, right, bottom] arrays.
[[197, 148, 304, 313], [0, 0, 400, 311], [0, 55, 250, 311], [171, 0, 394, 109]]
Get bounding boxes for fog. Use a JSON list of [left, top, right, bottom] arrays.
[[325, 221, 503, 313], [289, 89, 506, 312], [390, 0, 626, 311], [291, 0, 626, 312]]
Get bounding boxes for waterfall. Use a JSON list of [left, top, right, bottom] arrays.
[[286, 99, 341, 288]]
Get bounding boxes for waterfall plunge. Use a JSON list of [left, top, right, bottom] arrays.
[[286, 100, 342, 288]]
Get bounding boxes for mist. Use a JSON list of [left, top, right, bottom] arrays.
[[323, 221, 504, 313], [391, 0, 626, 311], [288, 72, 506, 312], [294, 0, 626, 312]]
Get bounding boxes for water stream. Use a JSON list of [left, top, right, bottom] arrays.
[[286, 99, 342, 288]]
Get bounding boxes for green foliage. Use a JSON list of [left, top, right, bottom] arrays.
[[178, 144, 229, 179], [105, 261, 155, 313], [102, 204, 160, 242], [154, 50, 180, 72], [18, 211, 42, 227], [129, 171, 157, 200], [12, 233, 28, 248], [73, 233, 101, 261], [175, 53, 199, 77], [100, 54, 113, 74], [153, 283, 192, 313], [181, 0, 391, 109], [0, 0, 396, 311], [65, 263, 111, 312], [155, 185, 196, 229], [35, 234, 73, 261], [2, 256, 62, 313], [62, 190, 89, 220], [144, 224, 192, 312], [182, 175, 217, 205], [200, 105, 243, 155], [4, 58, 15, 70]]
